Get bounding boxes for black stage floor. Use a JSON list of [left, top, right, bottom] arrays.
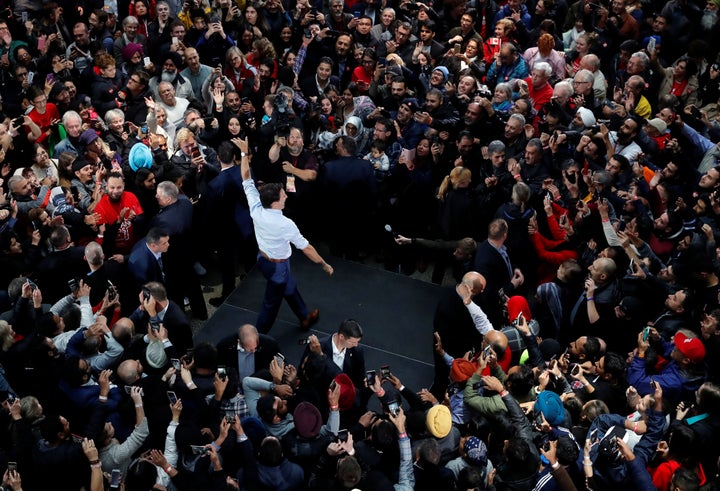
[[194, 253, 444, 392]]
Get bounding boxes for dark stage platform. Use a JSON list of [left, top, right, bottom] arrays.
[[194, 253, 444, 391]]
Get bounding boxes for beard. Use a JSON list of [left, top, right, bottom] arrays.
[[161, 70, 176, 83], [702, 9, 718, 30]]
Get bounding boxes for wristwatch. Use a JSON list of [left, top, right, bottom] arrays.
[[241, 151, 247, 158]]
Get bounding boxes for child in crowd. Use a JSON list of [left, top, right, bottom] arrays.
[[364, 140, 390, 181]]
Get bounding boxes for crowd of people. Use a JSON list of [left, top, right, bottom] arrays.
[[1, 0, 720, 489]]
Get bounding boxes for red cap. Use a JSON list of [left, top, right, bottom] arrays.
[[674, 331, 705, 364]]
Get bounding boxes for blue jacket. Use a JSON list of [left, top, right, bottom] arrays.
[[486, 56, 529, 88]]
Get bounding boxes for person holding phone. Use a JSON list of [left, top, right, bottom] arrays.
[[216, 323, 280, 382], [96, 385, 149, 475]]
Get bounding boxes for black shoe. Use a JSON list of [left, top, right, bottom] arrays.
[[209, 296, 227, 307]]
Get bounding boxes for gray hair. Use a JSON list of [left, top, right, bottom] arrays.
[[84, 241, 104, 267], [508, 113, 526, 126], [533, 61, 552, 77], [104, 108, 125, 126], [495, 82, 513, 100], [62, 110, 82, 126], [157, 181, 178, 201], [630, 51, 649, 69], [574, 69, 595, 84], [8, 175, 24, 192], [123, 15, 139, 27], [488, 140, 506, 155], [581, 54, 600, 70]]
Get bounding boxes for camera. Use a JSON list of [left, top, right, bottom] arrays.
[[217, 366, 227, 381]]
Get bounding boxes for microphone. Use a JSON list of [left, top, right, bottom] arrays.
[[384, 224, 398, 238]]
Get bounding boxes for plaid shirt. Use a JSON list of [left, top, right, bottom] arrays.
[[205, 393, 249, 419]]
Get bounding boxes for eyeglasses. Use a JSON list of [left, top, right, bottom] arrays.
[[33, 98, 47, 104], [129, 77, 141, 84]]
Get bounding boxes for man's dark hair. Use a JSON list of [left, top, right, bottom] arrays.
[[258, 437, 284, 466], [39, 414, 65, 443], [603, 352, 626, 380], [193, 342, 217, 370], [134, 70, 151, 86], [417, 439, 441, 466], [260, 57, 275, 74], [62, 356, 87, 387], [611, 154, 629, 171], [457, 130, 473, 142], [419, 19, 436, 32], [256, 394, 277, 424], [371, 420, 397, 451], [107, 171, 124, 182], [144, 281, 168, 302], [50, 225, 71, 249], [337, 135, 358, 156], [319, 56, 334, 69], [146, 227, 169, 245], [217, 141, 236, 165], [584, 336, 602, 362], [92, 9, 108, 24], [506, 365, 534, 396], [457, 467, 484, 490], [672, 467, 700, 491], [259, 182, 283, 208], [338, 319, 363, 339], [556, 435, 580, 465], [697, 382, 720, 415], [125, 459, 160, 490], [375, 118, 396, 139]]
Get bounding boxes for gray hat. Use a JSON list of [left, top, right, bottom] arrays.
[[146, 340, 168, 369]]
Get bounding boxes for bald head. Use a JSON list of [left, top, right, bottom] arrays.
[[485, 330, 508, 352], [117, 359, 142, 384], [239, 324, 259, 352], [462, 271, 486, 296]]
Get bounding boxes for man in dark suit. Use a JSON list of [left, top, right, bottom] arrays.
[[473, 218, 524, 327], [298, 57, 340, 101], [322, 136, 377, 259], [127, 227, 169, 291], [216, 324, 280, 383], [205, 142, 255, 306], [432, 271, 487, 399], [306, 319, 365, 391], [34, 225, 88, 304], [151, 181, 207, 320], [128, 281, 193, 356]]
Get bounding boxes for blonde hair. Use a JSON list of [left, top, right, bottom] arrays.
[[437, 166, 472, 200], [496, 18, 515, 35], [175, 127, 195, 148], [0, 320, 13, 351]]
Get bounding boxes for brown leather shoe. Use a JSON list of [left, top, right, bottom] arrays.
[[301, 309, 319, 331]]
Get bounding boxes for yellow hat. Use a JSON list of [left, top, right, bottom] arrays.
[[426, 404, 452, 438]]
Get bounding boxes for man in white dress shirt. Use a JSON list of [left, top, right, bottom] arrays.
[[238, 138, 334, 334]]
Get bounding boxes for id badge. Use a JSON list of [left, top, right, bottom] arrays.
[[286, 175, 296, 193]]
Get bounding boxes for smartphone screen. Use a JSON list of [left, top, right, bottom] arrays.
[[365, 370, 376, 386], [110, 469, 121, 488], [337, 429, 349, 442], [167, 391, 178, 404]]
